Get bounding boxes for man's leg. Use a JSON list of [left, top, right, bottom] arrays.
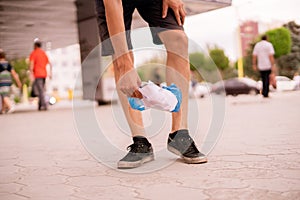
[[159, 30, 207, 164], [0, 95, 3, 113], [113, 53, 154, 169], [260, 70, 269, 97], [112, 52, 146, 137], [158, 30, 189, 132], [3, 96, 11, 109], [36, 78, 47, 110], [260, 71, 265, 97], [3, 96, 15, 114], [265, 70, 271, 97], [95, 0, 153, 169]]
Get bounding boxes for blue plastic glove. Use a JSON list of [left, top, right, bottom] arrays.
[[162, 83, 182, 112]]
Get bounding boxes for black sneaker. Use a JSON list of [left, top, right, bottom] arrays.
[[167, 129, 207, 164], [117, 136, 154, 169]]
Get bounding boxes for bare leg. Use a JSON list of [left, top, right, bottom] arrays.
[[3, 96, 12, 110], [159, 30, 189, 132], [1, 96, 5, 113], [112, 52, 145, 137]]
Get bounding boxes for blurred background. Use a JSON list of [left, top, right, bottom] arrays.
[[0, 0, 299, 107]]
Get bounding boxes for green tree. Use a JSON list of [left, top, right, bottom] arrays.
[[189, 52, 215, 71], [10, 58, 30, 86], [209, 48, 229, 70], [189, 51, 230, 83], [276, 21, 300, 78], [242, 41, 260, 80], [209, 47, 237, 79], [266, 27, 291, 58]]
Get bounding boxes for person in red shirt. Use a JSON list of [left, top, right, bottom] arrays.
[[29, 39, 52, 110]]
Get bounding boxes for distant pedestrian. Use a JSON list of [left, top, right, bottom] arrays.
[[252, 35, 276, 98], [29, 39, 52, 111], [0, 49, 22, 114]]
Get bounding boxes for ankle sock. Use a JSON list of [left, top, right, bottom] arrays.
[[169, 129, 189, 139], [133, 136, 150, 145]]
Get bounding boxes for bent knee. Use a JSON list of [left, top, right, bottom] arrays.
[[161, 31, 188, 55]]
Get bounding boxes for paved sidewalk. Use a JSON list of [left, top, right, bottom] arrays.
[[1, 91, 300, 200]]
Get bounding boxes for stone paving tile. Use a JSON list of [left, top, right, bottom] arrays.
[[18, 174, 67, 186], [204, 188, 285, 200], [0, 92, 299, 199], [17, 184, 76, 200], [281, 191, 300, 199], [58, 166, 106, 177], [138, 183, 209, 200], [0, 193, 29, 200], [243, 178, 300, 192], [66, 175, 121, 187], [0, 169, 23, 184], [210, 168, 280, 179], [17, 166, 62, 177], [0, 183, 23, 194], [276, 169, 300, 179], [72, 185, 138, 200]]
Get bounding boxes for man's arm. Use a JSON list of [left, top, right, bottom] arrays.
[[29, 60, 35, 82], [269, 54, 277, 74], [103, 0, 130, 57], [11, 69, 22, 88], [103, 0, 140, 97]]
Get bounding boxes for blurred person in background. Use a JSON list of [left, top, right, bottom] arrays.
[[29, 39, 52, 111], [0, 49, 22, 114], [252, 35, 276, 98]]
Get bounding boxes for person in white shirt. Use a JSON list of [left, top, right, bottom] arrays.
[[252, 35, 276, 98]]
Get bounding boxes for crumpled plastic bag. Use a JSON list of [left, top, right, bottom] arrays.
[[128, 81, 182, 112]]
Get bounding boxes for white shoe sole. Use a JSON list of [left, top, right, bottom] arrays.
[[117, 154, 155, 169], [168, 146, 208, 164], [6, 107, 15, 114]]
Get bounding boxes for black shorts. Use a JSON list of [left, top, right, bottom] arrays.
[[95, 0, 184, 56]]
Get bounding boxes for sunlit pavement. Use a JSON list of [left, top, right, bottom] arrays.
[[1, 91, 300, 200]]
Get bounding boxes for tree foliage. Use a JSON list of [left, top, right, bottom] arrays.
[[266, 27, 291, 58], [189, 50, 236, 82], [276, 21, 300, 78], [189, 52, 214, 71], [209, 48, 229, 70], [10, 58, 30, 86], [242, 42, 260, 80]]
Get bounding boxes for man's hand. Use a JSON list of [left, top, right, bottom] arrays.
[[114, 53, 142, 97], [162, 0, 186, 26], [252, 64, 258, 72], [30, 73, 35, 83], [117, 68, 142, 97]]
